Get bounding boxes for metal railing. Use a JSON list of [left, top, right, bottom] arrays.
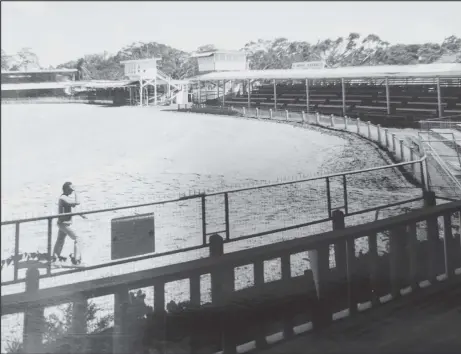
[[2, 195, 461, 354], [1, 157, 428, 286], [2, 102, 434, 286]]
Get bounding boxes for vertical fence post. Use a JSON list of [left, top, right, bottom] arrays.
[[344, 116, 348, 130], [384, 128, 389, 148], [410, 147, 416, 175], [23, 266, 44, 354], [253, 259, 268, 349], [209, 234, 236, 354], [377, 124, 382, 145], [330, 114, 335, 127], [332, 210, 347, 290], [367, 121, 372, 139], [285, 110, 289, 121], [47, 218, 52, 275], [316, 112, 320, 125], [242, 107, 246, 116], [326, 177, 332, 218], [443, 212, 456, 278], [256, 107, 259, 118], [71, 294, 88, 354], [14, 222, 20, 281], [392, 133, 397, 152], [201, 195, 207, 245], [399, 140, 405, 160], [424, 191, 439, 283], [308, 243, 332, 330], [113, 285, 130, 354], [356, 118, 360, 134], [389, 226, 407, 299], [302, 111, 306, 123], [281, 254, 294, 339], [224, 193, 230, 241], [269, 108, 273, 119]]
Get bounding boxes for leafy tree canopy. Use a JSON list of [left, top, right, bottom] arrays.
[[2, 34, 460, 80]]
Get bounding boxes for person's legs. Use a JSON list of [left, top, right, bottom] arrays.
[[60, 224, 81, 262], [53, 226, 67, 258]]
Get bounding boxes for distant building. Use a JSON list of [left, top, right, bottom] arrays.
[[1, 68, 78, 100], [192, 50, 247, 73]]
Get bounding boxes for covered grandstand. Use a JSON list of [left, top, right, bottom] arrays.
[[189, 63, 461, 128]]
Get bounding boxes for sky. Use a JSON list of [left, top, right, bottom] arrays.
[[2, 1, 461, 67]]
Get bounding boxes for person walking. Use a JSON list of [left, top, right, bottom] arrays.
[[52, 182, 83, 265]]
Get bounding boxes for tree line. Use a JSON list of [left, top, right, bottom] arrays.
[[2, 34, 460, 80]]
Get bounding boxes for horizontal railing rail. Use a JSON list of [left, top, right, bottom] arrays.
[[2, 194, 461, 354]]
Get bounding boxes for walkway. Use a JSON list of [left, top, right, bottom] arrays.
[[258, 281, 461, 354]]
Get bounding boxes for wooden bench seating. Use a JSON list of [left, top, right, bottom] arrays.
[[354, 105, 388, 111]]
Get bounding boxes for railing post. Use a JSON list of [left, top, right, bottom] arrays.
[[407, 223, 420, 292], [330, 114, 335, 127], [316, 112, 320, 125], [256, 107, 260, 119], [113, 285, 130, 354], [443, 212, 456, 278], [281, 254, 294, 339], [285, 110, 289, 121], [269, 108, 273, 119], [424, 191, 439, 283], [308, 243, 332, 330], [377, 124, 382, 145], [242, 107, 246, 116], [253, 259, 267, 349], [209, 234, 236, 354], [332, 210, 347, 293], [189, 274, 201, 352], [389, 226, 407, 299], [392, 133, 397, 152], [47, 218, 52, 275], [399, 139, 405, 160], [201, 195, 207, 245], [367, 121, 372, 139], [71, 294, 88, 354], [224, 192, 230, 241], [368, 232, 380, 306], [410, 147, 415, 164], [23, 266, 45, 354], [384, 128, 389, 148], [14, 222, 20, 281], [344, 116, 348, 130], [302, 111, 306, 123], [356, 118, 360, 134]]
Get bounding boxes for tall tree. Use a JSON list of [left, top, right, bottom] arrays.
[[1, 49, 12, 70], [13, 47, 41, 71]]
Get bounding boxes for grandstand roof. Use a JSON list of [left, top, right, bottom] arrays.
[[191, 50, 245, 58], [1, 69, 77, 74], [1, 80, 136, 91], [189, 63, 461, 81]]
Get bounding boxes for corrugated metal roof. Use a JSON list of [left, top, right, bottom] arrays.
[[188, 63, 461, 81], [1, 69, 77, 74], [191, 50, 244, 58], [1, 82, 75, 91], [1, 80, 136, 91], [120, 58, 161, 64]]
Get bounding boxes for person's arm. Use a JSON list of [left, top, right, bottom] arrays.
[[73, 190, 79, 205], [60, 195, 80, 207]]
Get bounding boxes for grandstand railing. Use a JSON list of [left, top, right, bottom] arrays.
[[3, 195, 461, 354], [1, 109, 429, 286]]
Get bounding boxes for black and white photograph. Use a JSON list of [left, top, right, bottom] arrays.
[[1, 1, 461, 353]]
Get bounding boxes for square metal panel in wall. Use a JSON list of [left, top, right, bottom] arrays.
[[111, 212, 155, 260]]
